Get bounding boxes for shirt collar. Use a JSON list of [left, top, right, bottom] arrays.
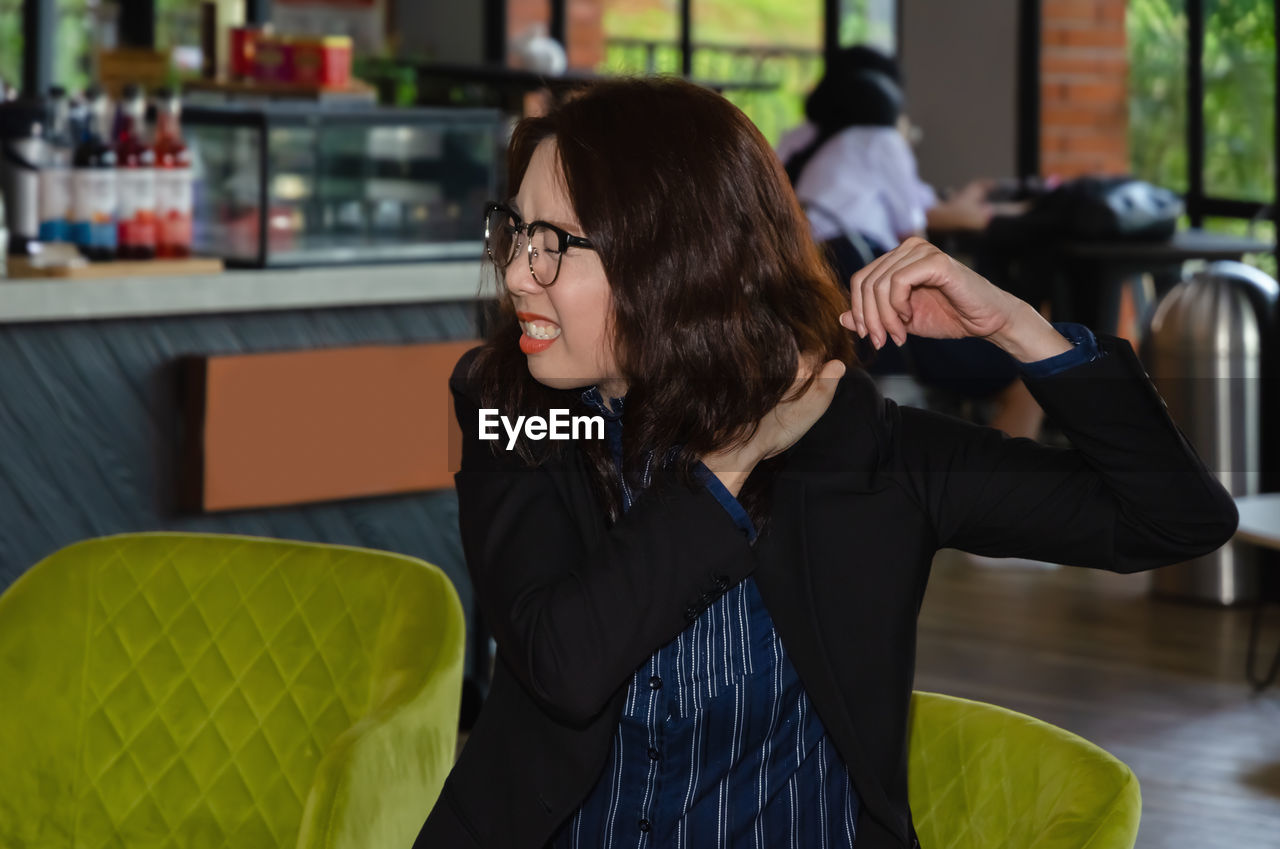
[[580, 385, 626, 421]]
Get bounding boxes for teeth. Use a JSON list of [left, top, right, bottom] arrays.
[[521, 321, 561, 341]]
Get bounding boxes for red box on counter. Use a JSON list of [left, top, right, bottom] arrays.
[[253, 36, 292, 82], [292, 36, 353, 88], [229, 26, 261, 79], [252, 33, 352, 88]]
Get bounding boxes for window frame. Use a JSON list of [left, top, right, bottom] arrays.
[[1183, 0, 1278, 254]]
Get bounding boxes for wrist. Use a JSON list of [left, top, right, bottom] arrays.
[[988, 301, 1074, 363]]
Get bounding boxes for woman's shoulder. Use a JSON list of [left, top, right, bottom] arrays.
[[784, 364, 897, 475], [825, 125, 915, 164], [835, 364, 899, 444], [449, 345, 487, 405], [800, 127, 917, 199]]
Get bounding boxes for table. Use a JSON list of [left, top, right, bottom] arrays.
[[1055, 229, 1275, 341], [1236, 493, 1280, 549], [1235, 494, 1280, 690], [0, 261, 485, 323], [929, 227, 1274, 341], [1059, 229, 1274, 264]]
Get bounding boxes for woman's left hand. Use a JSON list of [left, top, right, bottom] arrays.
[[840, 236, 1023, 349]]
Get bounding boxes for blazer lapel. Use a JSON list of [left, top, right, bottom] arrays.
[[755, 472, 902, 835]]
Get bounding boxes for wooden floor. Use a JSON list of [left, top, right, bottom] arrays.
[[917, 549, 1280, 849]]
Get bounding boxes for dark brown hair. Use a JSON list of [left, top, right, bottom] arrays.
[[471, 76, 855, 526]]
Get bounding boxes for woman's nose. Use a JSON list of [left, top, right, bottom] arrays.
[[505, 255, 542, 296]]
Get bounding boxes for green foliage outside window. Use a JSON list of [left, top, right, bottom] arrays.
[[0, 1, 23, 91], [599, 0, 893, 146], [1129, 0, 1275, 204]]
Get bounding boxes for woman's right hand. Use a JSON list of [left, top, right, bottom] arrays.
[[701, 356, 846, 496]]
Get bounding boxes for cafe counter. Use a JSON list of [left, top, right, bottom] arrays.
[[0, 261, 495, 720]]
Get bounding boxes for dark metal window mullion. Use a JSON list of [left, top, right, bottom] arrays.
[[246, 0, 272, 27], [20, 0, 55, 98], [680, 0, 692, 78], [1187, 0, 1206, 227], [824, 0, 839, 63], [119, 0, 156, 49], [1200, 197, 1269, 220], [485, 0, 506, 66], [550, 0, 567, 51], [1017, 0, 1041, 182]]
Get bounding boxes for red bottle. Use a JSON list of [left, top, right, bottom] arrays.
[[114, 84, 156, 259], [152, 88, 192, 258]]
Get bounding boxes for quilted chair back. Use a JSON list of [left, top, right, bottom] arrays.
[[908, 691, 1141, 849], [0, 533, 465, 849]]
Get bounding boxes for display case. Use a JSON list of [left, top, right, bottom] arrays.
[[185, 102, 505, 267]]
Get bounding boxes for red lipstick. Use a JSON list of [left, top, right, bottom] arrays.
[[516, 312, 561, 355]]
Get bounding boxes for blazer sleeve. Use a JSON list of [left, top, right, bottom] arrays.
[[449, 350, 757, 727], [889, 333, 1238, 571]]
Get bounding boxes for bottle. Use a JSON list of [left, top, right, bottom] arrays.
[[38, 86, 72, 244], [114, 84, 156, 260], [3, 113, 45, 256], [152, 88, 192, 258], [71, 88, 117, 261]]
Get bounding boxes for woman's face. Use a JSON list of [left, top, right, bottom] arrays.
[[508, 138, 622, 397]]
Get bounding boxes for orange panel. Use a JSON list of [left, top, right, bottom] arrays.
[[196, 341, 477, 512]]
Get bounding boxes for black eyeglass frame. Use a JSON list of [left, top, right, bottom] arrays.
[[483, 201, 596, 288]]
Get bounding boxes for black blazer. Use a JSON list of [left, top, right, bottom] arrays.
[[416, 334, 1237, 849]]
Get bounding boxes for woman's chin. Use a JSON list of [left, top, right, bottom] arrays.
[[527, 364, 594, 392]]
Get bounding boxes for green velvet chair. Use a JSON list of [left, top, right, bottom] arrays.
[[0, 532, 465, 848], [908, 690, 1142, 849]]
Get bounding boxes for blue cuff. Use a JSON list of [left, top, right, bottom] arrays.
[[1017, 322, 1102, 379], [695, 463, 758, 544]]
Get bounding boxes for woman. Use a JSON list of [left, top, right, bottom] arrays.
[[415, 78, 1236, 849]]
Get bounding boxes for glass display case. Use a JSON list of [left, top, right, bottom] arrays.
[[184, 103, 505, 267]]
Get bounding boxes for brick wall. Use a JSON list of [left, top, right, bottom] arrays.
[[1041, 0, 1130, 178], [566, 0, 605, 68], [507, 0, 605, 70]]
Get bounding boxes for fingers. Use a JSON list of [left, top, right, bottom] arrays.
[[845, 243, 900, 335], [852, 238, 934, 348]]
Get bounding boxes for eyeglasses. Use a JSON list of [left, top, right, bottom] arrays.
[[484, 201, 596, 288]]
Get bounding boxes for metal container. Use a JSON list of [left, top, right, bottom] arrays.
[[1142, 261, 1279, 604], [0, 191, 8, 275], [0, 99, 48, 256]]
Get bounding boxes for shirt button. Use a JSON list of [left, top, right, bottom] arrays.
[[649, 675, 663, 690], [648, 746, 661, 760], [638, 818, 652, 833]]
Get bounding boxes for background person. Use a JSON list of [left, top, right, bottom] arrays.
[[777, 46, 1044, 440]]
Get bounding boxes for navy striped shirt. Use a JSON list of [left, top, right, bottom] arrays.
[[549, 388, 859, 848]]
